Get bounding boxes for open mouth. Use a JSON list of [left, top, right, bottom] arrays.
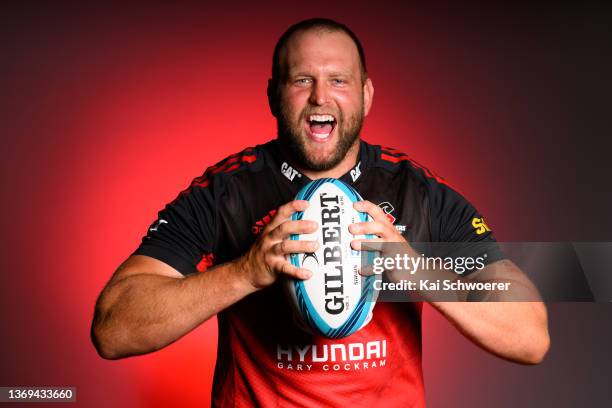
[[307, 114, 337, 141]]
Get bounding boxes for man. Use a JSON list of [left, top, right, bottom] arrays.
[[92, 18, 549, 407]]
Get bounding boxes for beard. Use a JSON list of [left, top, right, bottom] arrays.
[[277, 102, 364, 172]]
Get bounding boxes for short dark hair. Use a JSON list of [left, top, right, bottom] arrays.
[[271, 18, 368, 84]]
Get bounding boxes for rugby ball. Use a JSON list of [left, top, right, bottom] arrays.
[[286, 178, 378, 338]]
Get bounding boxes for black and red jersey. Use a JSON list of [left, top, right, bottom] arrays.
[[134, 139, 502, 407]]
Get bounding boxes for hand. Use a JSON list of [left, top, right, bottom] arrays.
[[238, 200, 319, 290], [349, 200, 412, 278], [349, 200, 406, 250]]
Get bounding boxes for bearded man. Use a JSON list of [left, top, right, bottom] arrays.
[[92, 18, 549, 407]]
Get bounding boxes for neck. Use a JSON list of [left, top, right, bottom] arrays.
[[298, 139, 361, 180]]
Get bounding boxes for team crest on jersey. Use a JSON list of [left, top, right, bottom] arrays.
[[378, 202, 406, 232]]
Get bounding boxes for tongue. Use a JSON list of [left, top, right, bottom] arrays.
[[310, 122, 333, 134]]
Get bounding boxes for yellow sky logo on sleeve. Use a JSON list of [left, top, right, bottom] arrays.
[[472, 217, 491, 235]]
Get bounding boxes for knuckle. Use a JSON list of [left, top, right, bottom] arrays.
[[273, 259, 285, 271], [263, 226, 276, 238], [281, 262, 293, 276], [261, 237, 273, 252], [277, 222, 289, 236], [283, 200, 297, 213]]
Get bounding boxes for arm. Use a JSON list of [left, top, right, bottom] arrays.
[[91, 255, 254, 360], [428, 258, 550, 365], [91, 200, 318, 360], [431, 283, 550, 364], [350, 200, 550, 365]]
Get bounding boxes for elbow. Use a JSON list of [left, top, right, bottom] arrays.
[[91, 285, 133, 360], [91, 305, 133, 360], [91, 323, 124, 360], [95, 344, 122, 361], [530, 334, 551, 365], [524, 305, 551, 365], [91, 316, 163, 360], [518, 328, 551, 365], [515, 302, 550, 365]]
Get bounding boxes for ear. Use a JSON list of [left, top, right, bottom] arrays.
[[267, 78, 279, 117], [363, 77, 374, 117]]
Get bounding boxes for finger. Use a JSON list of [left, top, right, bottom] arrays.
[[353, 200, 389, 224], [267, 200, 309, 231], [350, 238, 385, 251], [271, 219, 318, 240], [276, 261, 313, 280], [272, 239, 319, 256], [359, 263, 376, 276], [349, 221, 387, 236]]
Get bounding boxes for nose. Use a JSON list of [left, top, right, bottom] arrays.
[[309, 80, 330, 106]]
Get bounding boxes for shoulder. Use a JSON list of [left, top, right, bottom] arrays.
[[174, 143, 269, 200], [364, 141, 457, 193]]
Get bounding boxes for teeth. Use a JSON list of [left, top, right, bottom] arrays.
[[312, 132, 330, 139], [309, 114, 335, 122]]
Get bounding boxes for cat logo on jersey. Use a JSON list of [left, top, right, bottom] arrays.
[[281, 162, 302, 181], [350, 161, 362, 182], [472, 217, 491, 235]]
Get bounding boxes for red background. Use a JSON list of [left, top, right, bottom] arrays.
[[2, 2, 611, 407]]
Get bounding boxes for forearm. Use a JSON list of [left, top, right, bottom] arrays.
[[430, 301, 550, 364], [92, 258, 255, 359], [388, 247, 550, 363]]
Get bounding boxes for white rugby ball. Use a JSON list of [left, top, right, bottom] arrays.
[[286, 178, 378, 338]]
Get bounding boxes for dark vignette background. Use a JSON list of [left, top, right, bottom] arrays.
[[1, 1, 611, 407]]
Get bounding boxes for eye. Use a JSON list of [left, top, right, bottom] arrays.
[[332, 78, 347, 86], [295, 78, 312, 86]]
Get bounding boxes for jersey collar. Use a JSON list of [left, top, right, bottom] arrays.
[[265, 139, 369, 188]]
